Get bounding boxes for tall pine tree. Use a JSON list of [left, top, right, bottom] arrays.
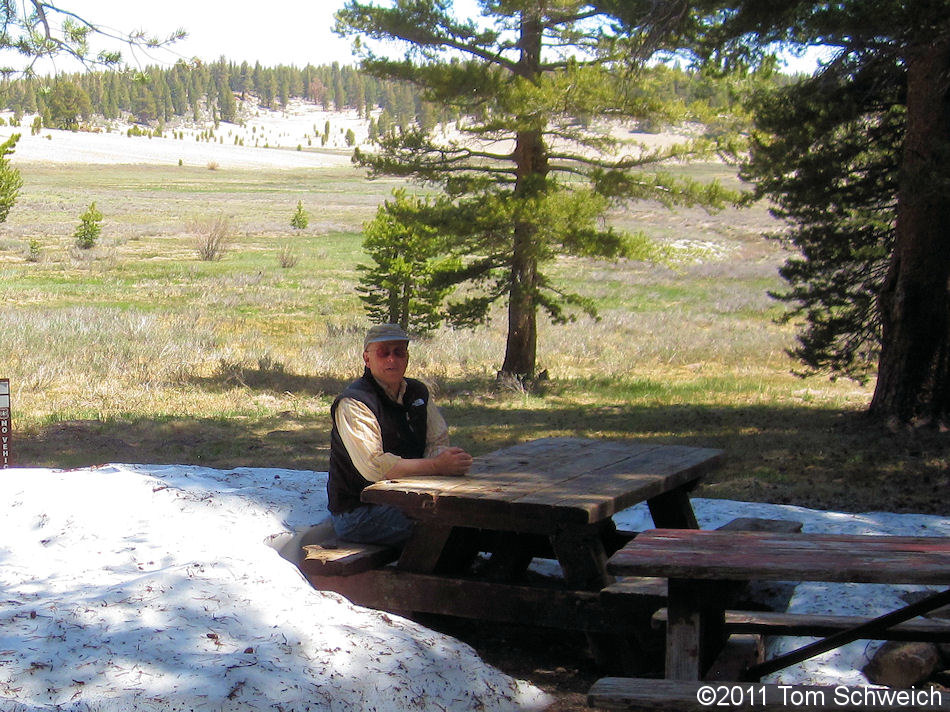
[[674, 0, 950, 425], [336, 0, 737, 378]]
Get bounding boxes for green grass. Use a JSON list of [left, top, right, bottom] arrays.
[[1, 160, 945, 514]]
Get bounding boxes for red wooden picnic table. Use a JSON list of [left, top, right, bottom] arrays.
[[606, 528, 950, 680]]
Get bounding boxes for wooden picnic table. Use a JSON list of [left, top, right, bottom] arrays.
[[362, 437, 724, 585], [606, 528, 950, 681], [356, 437, 723, 670], [301, 437, 724, 672]]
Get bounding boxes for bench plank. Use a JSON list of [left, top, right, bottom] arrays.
[[652, 608, 950, 642], [587, 677, 950, 711], [300, 542, 398, 577], [609, 530, 950, 585], [307, 567, 637, 634], [717, 517, 803, 533]]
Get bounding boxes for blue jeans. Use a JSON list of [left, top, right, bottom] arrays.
[[331, 503, 414, 547]]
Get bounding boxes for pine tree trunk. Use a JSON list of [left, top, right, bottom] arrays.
[[870, 38, 950, 424], [503, 208, 539, 377], [399, 282, 410, 332], [500, 10, 544, 379]]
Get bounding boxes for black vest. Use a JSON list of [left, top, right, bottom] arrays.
[[327, 369, 429, 514]]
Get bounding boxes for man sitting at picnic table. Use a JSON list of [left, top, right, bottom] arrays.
[[328, 323, 473, 546]]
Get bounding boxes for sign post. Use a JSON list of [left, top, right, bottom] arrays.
[[0, 379, 10, 468]]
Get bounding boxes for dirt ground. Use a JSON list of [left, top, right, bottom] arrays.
[[425, 617, 612, 711]]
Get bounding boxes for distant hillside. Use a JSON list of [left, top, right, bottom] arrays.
[[0, 59, 756, 138], [0, 100, 363, 169], [0, 95, 702, 170]]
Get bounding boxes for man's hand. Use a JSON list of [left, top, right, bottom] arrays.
[[385, 447, 474, 479], [432, 447, 473, 476]]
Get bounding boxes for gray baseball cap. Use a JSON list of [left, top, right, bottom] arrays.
[[364, 323, 410, 349]]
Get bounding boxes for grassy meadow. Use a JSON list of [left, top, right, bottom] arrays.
[[1, 161, 945, 514]]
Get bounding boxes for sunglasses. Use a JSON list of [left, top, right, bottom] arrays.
[[369, 344, 409, 358]]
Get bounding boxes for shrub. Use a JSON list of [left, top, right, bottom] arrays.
[[26, 238, 41, 262], [277, 243, 299, 269], [74, 202, 103, 249], [190, 214, 231, 261]]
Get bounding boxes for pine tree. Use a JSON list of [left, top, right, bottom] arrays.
[[43, 79, 92, 130], [130, 81, 158, 124], [290, 201, 309, 231], [74, 202, 104, 249], [680, 0, 950, 424], [336, 0, 738, 378], [356, 189, 456, 334], [214, 61, 238, 123], [0, 134, 23, 224]]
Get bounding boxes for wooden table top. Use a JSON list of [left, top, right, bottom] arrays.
[[607, 529, 950, 585], [362, 437, 724, 533]]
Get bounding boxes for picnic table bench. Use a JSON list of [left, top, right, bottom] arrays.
[[587, 528, 950, 710]]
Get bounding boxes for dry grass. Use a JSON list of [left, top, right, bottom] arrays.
[[0, 161, 944, 514]]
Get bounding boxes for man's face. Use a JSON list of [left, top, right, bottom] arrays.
[[363, 340, 409, 391]]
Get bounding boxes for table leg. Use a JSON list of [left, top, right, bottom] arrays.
[[550, 526, 613, 590], [552, 526, 651, 673], [598, 517, 638, 556], [648, 487, 699, 529], [665, 578, 727, 680], [397, 523, 480, 575]]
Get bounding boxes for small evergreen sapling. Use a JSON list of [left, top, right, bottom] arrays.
[[26, 238, 41, 262], [74, 202, 103, 249], [290, 200, 309, 231]]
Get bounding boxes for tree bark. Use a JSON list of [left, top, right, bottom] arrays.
[[503, 187, 540, 377], [399, 281, 410, 332], [871, 38, 950, 424], [500, 9, 545, 379]]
